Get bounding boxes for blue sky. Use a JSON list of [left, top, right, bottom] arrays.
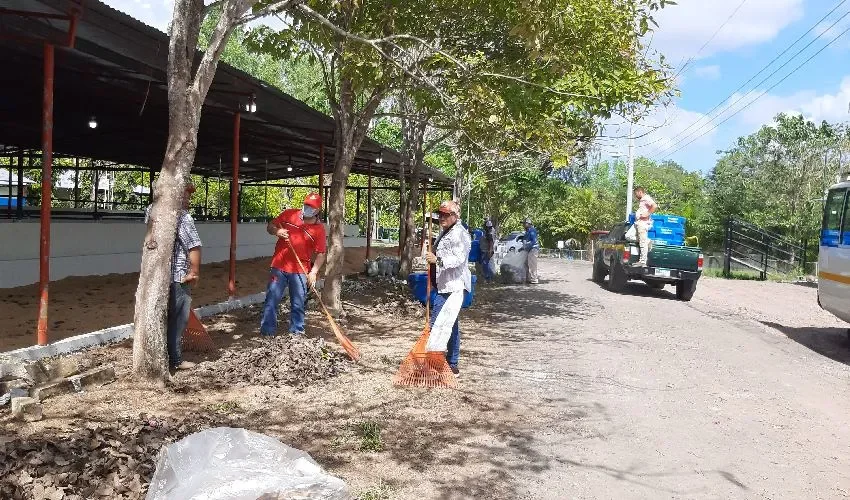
[[106, 0, 850, 173], [600, 0, 850, 172]]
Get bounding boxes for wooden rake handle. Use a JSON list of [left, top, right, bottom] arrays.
[[284, 238, 360, 361]]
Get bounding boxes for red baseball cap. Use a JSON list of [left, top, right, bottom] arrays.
[[304, 192, 322, 209]]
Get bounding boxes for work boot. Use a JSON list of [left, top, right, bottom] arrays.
[[450, 366, 460, 378]]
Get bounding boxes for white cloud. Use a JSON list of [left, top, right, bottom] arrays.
[[693, 65, 721, 80], [650, 0, 804, 63], [596, 104, 718, 163], [725, 76, 850, 126]]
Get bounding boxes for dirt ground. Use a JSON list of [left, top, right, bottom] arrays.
[[4, 258, 850, 499], [0, 246, 398, 352]]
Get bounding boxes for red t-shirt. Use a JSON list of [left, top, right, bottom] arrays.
[[269, 209, 327, 274]]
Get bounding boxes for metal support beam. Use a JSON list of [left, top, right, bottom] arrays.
[[228, 111, 241, 298], [421, 181, 428, 253], [17, 150, 24, 219], [73, 157, 79, 208], [355, 187, 361, 224], [37, 43, 54, 347], [6, 149, 12, 219], [319, 144, 326, 216], [366, 165, 372, 260]]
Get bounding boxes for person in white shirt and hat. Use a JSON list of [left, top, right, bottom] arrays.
[[424, 199, 472, 377]]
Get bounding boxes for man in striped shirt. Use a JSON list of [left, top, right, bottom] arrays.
[[145, 181, 202, 371]]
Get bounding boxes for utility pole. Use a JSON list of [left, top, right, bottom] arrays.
[[625, 122, 635, 221]]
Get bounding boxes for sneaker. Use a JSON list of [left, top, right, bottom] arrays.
[[173, 361, 196, 370], [450, 366, 460, 377], [289, 331, 305, 336]]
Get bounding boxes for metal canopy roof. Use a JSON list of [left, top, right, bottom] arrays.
[[0, 0, 454, 186]]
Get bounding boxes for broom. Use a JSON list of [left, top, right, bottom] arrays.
[[286, 239, 361, 362], [392, 204, 457, 389], [182, 310, 215, 352]]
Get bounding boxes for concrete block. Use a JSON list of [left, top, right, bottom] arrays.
[[70, 365, 116, 391], [0, 378, 30, 395], [0, 356, 29, 380], [32, 379, 75, 401], [9, 387, 28, 399], [24, 362, 50, 385], [43, 358, 81, 380], [11, 397, 42, 422]]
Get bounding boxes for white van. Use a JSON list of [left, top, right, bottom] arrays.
[[818, 180, 850, 327]]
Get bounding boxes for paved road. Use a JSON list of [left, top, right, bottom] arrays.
[[468, 259, 850, 499]]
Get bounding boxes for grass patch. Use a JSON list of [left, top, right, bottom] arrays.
[[357, 420, 383, 452], [703, 267, 802, 282], [204, 401, 242, 414], [358, 481, 393, 500]]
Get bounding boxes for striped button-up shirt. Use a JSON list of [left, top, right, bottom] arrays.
[[145, 207, 202, 283], [435, 221, 472, 294]]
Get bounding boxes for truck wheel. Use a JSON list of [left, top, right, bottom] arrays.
[[608, 258, 627, 292], [676, 279, 697, 301], [592, 257, 607, 283]]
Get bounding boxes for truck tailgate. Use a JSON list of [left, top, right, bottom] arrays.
[[648, 243, 701, 271]]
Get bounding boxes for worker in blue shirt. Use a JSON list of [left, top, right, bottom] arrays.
[[520, 217, 540, 284]]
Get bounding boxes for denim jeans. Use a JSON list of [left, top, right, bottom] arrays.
[[480, 255, 494, 281], [261, 268, 307, 335], [167, 282, 192, 368], [430, 292, 461, 368]]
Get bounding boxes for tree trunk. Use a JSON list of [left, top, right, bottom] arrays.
[[131, 0, 248, 382]]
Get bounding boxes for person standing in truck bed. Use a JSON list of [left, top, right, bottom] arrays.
[[634, 186, 657, 267]]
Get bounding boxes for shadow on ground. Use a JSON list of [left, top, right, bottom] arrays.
[[760, 321, 850, 365], [589, 278, 680, 301]]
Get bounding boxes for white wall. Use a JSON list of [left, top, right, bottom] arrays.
[[0, 220, 366, 288]]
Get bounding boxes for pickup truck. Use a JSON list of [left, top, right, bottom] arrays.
[[592, 222, 704, 301]]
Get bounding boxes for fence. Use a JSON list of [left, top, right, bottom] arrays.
[[722, 218, 811, 280]]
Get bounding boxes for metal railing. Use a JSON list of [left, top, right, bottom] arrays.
[[722, 218, 810, 280]]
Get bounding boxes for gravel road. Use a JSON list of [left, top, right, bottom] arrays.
[[487, 259, 850, 499]]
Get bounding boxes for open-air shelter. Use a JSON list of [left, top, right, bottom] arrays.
[[0, 0, 453, 346]]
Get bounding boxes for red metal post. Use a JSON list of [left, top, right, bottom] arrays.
[[37, 43, 54, 346], [228, 111, 240, 298], [366, 164, 372, 260]]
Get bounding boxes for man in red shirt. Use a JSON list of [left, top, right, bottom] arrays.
[[260, 192, 327, 336]]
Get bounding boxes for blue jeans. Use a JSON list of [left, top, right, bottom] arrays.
[[480, 255, 494, 281], [261, 268, 307, 335], [167, 282, 192, 368], [429, 292, 461, 368]]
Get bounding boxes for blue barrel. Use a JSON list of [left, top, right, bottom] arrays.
[[407, 273, 477, 308], [468, 239, 481, 263]]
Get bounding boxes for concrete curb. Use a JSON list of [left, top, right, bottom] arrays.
[[3, 292, 267, 362]]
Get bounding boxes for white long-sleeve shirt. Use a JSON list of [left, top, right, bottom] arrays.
[[435, 221, 472, 294]]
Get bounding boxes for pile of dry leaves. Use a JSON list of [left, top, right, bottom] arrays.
[[341, 277, 423, 318], [195, 336, 348, 388], [0, 415, 210, 499]]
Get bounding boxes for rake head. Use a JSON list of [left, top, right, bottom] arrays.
[[181, 310, 215, 352], [392, 329, 457, 389]]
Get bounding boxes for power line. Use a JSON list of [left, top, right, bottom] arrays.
[[643, 0, 850, 157], [631, 0, 750, 152], [672, 0, 749, 80], [657, 24, 850, 161]]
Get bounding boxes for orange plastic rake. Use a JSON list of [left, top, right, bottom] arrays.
[[182, 310, 215, 352], [286, 239, 361, 362], [392, 203, 457, 389]]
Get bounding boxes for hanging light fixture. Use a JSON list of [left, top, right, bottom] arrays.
[[88, 116, 98, 129], [375, 149, 383, 164], [242, 154, 249, 162], [249, 94, 257, 113], [287, 155, 293, 172]]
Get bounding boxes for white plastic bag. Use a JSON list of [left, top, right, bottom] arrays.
[[146, 428, 350, 500], [499, 251, 527, 283], [425, 291, 463, 352], [625, 225, 637, 242]]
